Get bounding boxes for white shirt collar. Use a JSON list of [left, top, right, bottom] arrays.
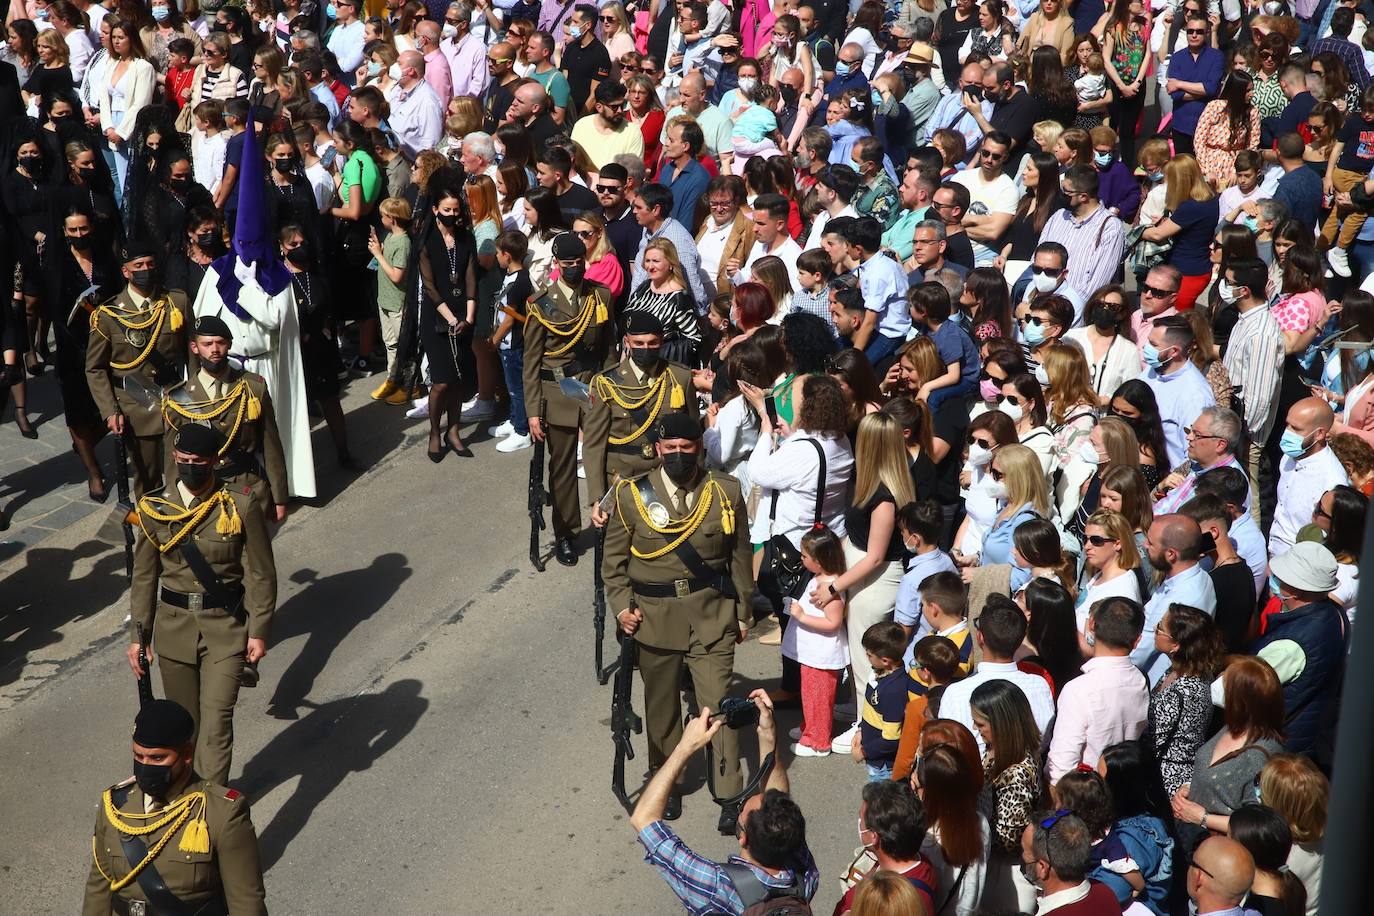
[[1035, 880, 1092, 915]]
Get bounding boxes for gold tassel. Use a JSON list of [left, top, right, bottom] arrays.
[[215, 499, 241, 535], [720, 493, 735, 535], [178, 810, 210, 853], [670, 379, 685, 409], [169, 306, 183, 332], [247, 394, 261, 421], [594, 298, 608, 324]]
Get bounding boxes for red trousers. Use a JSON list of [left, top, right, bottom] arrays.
[[799, 665, 842, 749]]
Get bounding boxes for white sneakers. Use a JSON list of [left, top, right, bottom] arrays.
[[489, 420, 514, 438], [459, 398, 499, 422], [791, 742, 830, 758], [405, 398, 429, 419], [496, 433, 531, 452], [1328, 246, 1353, 278], [830, 723, 859, 754]]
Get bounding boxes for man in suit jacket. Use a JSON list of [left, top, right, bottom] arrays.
[[695, 174, 753, 296]]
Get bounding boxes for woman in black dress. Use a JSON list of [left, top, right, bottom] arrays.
[[2, 134, 49, 397], [119, 105, 182, 243], [139, 150, 211, 263], [264, 131, 320, 246], [163, 204, 222, 299], [51, 138, 121, 247], [418, 183, 477, 461], [45, 205, 120, 498]]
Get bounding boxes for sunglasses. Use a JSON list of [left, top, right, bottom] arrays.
[[1313, 502, 1332, 519], [982, 149, 1006, 161], [1259, 50, 1275, 59], [978, 369, 1003, 382], [989, 466, 1005, 481], [488, 56, 512, 64], [1185, 27, 1206, 34], [1018, 315, 1045, 326], [1084, 534, 1117, 547], [970, 437, 996, 449], [599, 14, 616, 20], [1030, 266, 1061, 277], [637, 65, 658, 72], [996, 394, 1022, 406], [1141, 283, 1176, 298], [574, 229, 597, 239], [594, 183, 623, 193]]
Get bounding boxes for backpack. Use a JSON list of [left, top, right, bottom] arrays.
[[723, 863, 813, 915]]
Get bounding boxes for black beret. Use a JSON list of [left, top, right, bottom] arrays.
[[132, 699, 196, 748], [624, 311, 665, 337], [122, 240, 159, 263], [174, 423, 226, 458], [551, 231, 586, 260], [193, 314, 233, 341], [657, 413, 702, 441]]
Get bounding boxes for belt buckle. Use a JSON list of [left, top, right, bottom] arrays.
[[673, 578, 690, 599], [130, 901, 148, 916], [188, 593, 204, 612]]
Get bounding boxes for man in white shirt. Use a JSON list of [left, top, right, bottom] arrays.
[[951, 131, 1017, 267], [1143, 315, 1217, 469], [940, 600, 1056, 755], [1046, 597, 1148, 782], [1270, 397, 1350, 557], [1219, 258, 1285, 514], [803, 165, 860, 251], [730, 193, 803, 293], [326, 0, 366, 83], [387, 52, 444, 159]]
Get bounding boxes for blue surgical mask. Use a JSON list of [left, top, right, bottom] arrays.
[[367, 60, 381, 76], [1242, 215, 1259, 232], [151, 4, 170, 20], [1023, 322, 1046, 346], [871, 88, 883, 106], [1268, 573, 1284, 601], [1093, 151, 1113, 168], [568, 23, 584, 38], [325, 2, 337, 17], [1146, 169, 1163, 182], [1142, 342, 1169, 370], [34, 7, 47, 18], [835, 60, 851, 76], [1279, 427, 1312, 458]]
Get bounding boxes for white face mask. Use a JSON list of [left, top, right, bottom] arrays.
[[1217, 279, 1241, 303], [1031, 271, 1060, 293], [388, 62, 402, 80], [986, 480, 1009, 501], [442, 22, 457, 37], [1078, 440, 1102, 465], [737, 76, 758, 94], [968, 442, 994, 467], [999, 400, 1024, 423], [1033, 363, 1050, 388]]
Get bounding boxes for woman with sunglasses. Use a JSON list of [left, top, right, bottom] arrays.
[[182, 32, 246, 130], [955, 410, 1018, 561], [1310, 485, 1366, 616], [557, 211, 623, 298], [996, 373, 1054, 476], [962, 442, 1050, 578], [1077, 507, 1142, 628], [596, 2, 634, 77], [1250, 32, 1289, 120], [1064, 285, 1138, 406], [971, 345, 1026, 423]]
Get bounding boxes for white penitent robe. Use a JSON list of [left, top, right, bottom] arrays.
[[193, 265, 317, 499]]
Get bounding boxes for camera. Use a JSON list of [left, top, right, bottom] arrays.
[[716, 696, 760, 729]]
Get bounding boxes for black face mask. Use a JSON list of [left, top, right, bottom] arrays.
[[177, 461, 213, 489], [131, 268, 159, 291], [69, 233, 93, 250], [133, 759, 178, 800], [201, 355, 228, 375], [435, 211, 460, 227], [779, 84, 799, 108], [1091, 307, 1118, 330], [18, 155, 42, 172], [286, 246, 312, 269], [196, 230, 221, 250], [628, 345, 661, 367], [167, 176, 190, 193], [661, 450, 699, 485], [273, 158, 296, 173], [560, 266, 586, 286]]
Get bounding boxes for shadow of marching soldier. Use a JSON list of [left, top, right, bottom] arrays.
[[235, 678, 429, 869]]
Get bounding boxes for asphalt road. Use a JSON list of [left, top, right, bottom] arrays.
[[1, 395, 868, 915]]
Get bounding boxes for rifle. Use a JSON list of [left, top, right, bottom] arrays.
[[528, 437, 548, 571], [593, 482, 619, 685], [135, 623, 154, 708], [610, 630, 642, 813], [114, 430, 136, 582]]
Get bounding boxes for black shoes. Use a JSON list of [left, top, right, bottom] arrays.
[[554, 537, 578, 566], [717, 800, 741, 836], [663, 794, 682, 821]]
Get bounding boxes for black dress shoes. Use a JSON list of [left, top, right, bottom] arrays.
[[717, 800, 742, 836], [554, 537, 577, 566], [663, 794, 682, 821]]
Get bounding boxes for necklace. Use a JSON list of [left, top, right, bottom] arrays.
[[444, 238, 459, 286], [293, 272, 313, 312]]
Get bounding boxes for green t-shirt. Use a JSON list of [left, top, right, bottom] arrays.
[[377, 231, 410, 313], [340, 150, 382, 206], [528, 66, 571, 110]]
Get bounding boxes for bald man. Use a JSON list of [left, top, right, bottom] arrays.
[[662, 72, 732, 162], [414, 20, 452, 102], [484, 41, 520, 129], [1188, 836, 1256, 916], [389, 50, 444, 159], [1271, 396, 1350, 557], [1138, 514, 1217, 682], [809, 42, 870, 127], [921, 61, 992, 154], [506, 80, 561, 149]]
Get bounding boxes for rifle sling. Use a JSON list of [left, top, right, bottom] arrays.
[[177, 539, 244, 621], [634, 476, 736, 599], [109, 784, 219, 916]]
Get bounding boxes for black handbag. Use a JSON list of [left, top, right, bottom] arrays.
[[761, 438, 826, 600]]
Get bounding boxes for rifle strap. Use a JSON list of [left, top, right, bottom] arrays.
[[177, 540, 243, 621], [636, 475, 736, 599], [109, 784, 209, 916]]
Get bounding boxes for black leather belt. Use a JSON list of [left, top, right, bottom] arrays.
[[631, 574, 729, 599], [160, 586, 243, 611], [111, 894, 229, 916]]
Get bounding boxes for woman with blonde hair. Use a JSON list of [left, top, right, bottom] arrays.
[[810, 410, 914, 755], [625, 237, 701, 364], [597, 2, 635, 75], [749, 254, 793, 323], [565, 211, 623, 297], [1098, 464, 1155, 583], [849, 871, 930, 916], [623, 73, 663, 169], [1065, 416, 1139, 536], [965, 443, 1050, 575], [1077, 508, 1142, 635], [1258, 754, 1327, 915], [1042, 343, 1099, 463], [24, 28, 72, 112], [1141, 154, 1219, 309], [447, 96, 483, 141], [463, 173, 505, 430]]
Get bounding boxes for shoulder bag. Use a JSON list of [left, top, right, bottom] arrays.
[[760, 438, 826, 600]]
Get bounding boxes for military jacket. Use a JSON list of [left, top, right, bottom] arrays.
[[521, 279, 614, 427], [583, 358, 698, 501], [85, 288, 193, 437]]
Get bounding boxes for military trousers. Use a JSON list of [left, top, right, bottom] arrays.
[[546, 420, 582, 540], [638, 628, 743, 798], [158, 620, 246, 785], [127, 432, 164, 497]]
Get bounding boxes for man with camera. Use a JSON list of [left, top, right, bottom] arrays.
[[606, 413, 753, 831], [630, 691, 819, 914]]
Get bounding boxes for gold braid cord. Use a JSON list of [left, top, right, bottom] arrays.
[[528, 291, 605, 356], [162, 382, 262, 454], [615, 476, 736, 559], [93, 297, 182, 371], [93, 789, 210, 891], [136, 490, 243, 552], [595, 374, 669, 446]]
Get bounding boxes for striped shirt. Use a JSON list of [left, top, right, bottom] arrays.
[[788, 288, 839, 337], [1221, 303, 1285, 443], [637, 820, 820, 916], [625, 283, 702, 343], [1036, 204, 1127, 310]]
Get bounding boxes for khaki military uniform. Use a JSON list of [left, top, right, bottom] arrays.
[[522, 279, 615, 539], [131, 483, 277, 785], [582, 357, 698, 503], [86, 288, 193, 495], [602, 468, 754, 797], [163, 367, 289, 510], [83, 772, 266, 915]]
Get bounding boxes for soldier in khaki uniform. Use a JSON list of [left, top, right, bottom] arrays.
[[85, 242, 194, 496], [128, 425, 277, 786], [604, 414, 754, 833], [583, 312, 698, 519], [83, 699, 267, 916], [523, 232, 615, 566], [162, 316, 290, 524]]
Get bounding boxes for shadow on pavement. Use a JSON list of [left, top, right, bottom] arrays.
[[264, 552, 412, 720], [236, 678, 429, 870]]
